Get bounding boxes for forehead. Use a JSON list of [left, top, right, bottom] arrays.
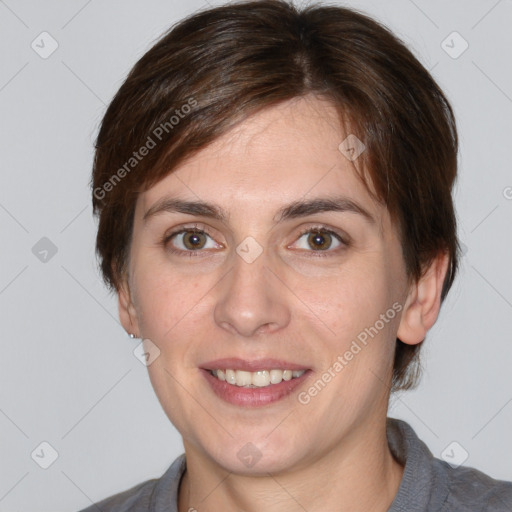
[[137, 96, 386, 229]]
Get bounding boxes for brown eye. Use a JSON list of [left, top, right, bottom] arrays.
[[307, 231, 333, 250], [164, 227, 221, 255], [182, 230, 207, 250], [291, 227, 346, 254]]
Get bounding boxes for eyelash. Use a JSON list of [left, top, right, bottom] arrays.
[[160, 223, 349, 259]]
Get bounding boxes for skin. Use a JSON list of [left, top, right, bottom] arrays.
[[118, 95, 449, 512]]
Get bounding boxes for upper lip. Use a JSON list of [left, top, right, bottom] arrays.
[[201, 357, 309, 372]]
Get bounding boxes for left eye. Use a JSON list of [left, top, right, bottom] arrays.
[[293, 229, 344, 251]]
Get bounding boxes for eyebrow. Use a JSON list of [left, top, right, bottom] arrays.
[[143, 196, 375, 225]]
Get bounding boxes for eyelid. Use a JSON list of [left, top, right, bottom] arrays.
[[162, 222, 216, 241]]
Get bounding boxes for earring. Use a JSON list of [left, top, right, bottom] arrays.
[[128, 333, 136, 339]]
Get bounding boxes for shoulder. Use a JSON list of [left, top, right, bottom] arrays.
[[77, 454, 187, 512], [77, 478, 157, 512], [432, 459, 512, 512], [386, 418, 512, 512]]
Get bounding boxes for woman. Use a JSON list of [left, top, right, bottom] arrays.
[[82, 1, 512, 510]]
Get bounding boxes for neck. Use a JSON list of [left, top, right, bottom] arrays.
[[178, 417, 404, 512]]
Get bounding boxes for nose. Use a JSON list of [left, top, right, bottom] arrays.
[[213, 248, 291, 338]]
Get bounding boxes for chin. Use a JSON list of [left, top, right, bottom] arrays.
[[212, 445, 300, 476], [193, 429, 305, 476]]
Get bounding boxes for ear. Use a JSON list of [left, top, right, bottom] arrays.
[[118, 278, 140, 337], [396, 251, 450, 346]]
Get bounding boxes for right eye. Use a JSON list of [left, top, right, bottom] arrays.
[[163, 226, 224, 256]]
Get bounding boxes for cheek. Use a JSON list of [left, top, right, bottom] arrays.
[[131, 253, 209, 338], [302, 255, 393, 335], [303, 255, 401, 390]]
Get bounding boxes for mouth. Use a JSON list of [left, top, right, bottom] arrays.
[[200, 358, 311, 407]]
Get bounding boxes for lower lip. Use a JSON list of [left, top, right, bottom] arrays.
[[201, 369, 311, 407]]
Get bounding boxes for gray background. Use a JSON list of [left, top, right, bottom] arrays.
[[0, 0, 511, 510]]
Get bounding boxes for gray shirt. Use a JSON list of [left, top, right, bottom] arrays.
[[79, 418, 512, 511]]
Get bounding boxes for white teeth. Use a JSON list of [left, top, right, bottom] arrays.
[[225, 369, 236, 385], [235, 370, 252, 387], [211, 368, 306, 387], [252, 370, 270, 387], [269, 369, 283, 384]]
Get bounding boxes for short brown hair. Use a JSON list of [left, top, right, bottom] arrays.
[[91, 0, 460, 391]]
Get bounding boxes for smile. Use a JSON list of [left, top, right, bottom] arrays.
[[201, 358, 311, 406]]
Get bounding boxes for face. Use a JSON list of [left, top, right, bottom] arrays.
[[121, 95, 412, 475]]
